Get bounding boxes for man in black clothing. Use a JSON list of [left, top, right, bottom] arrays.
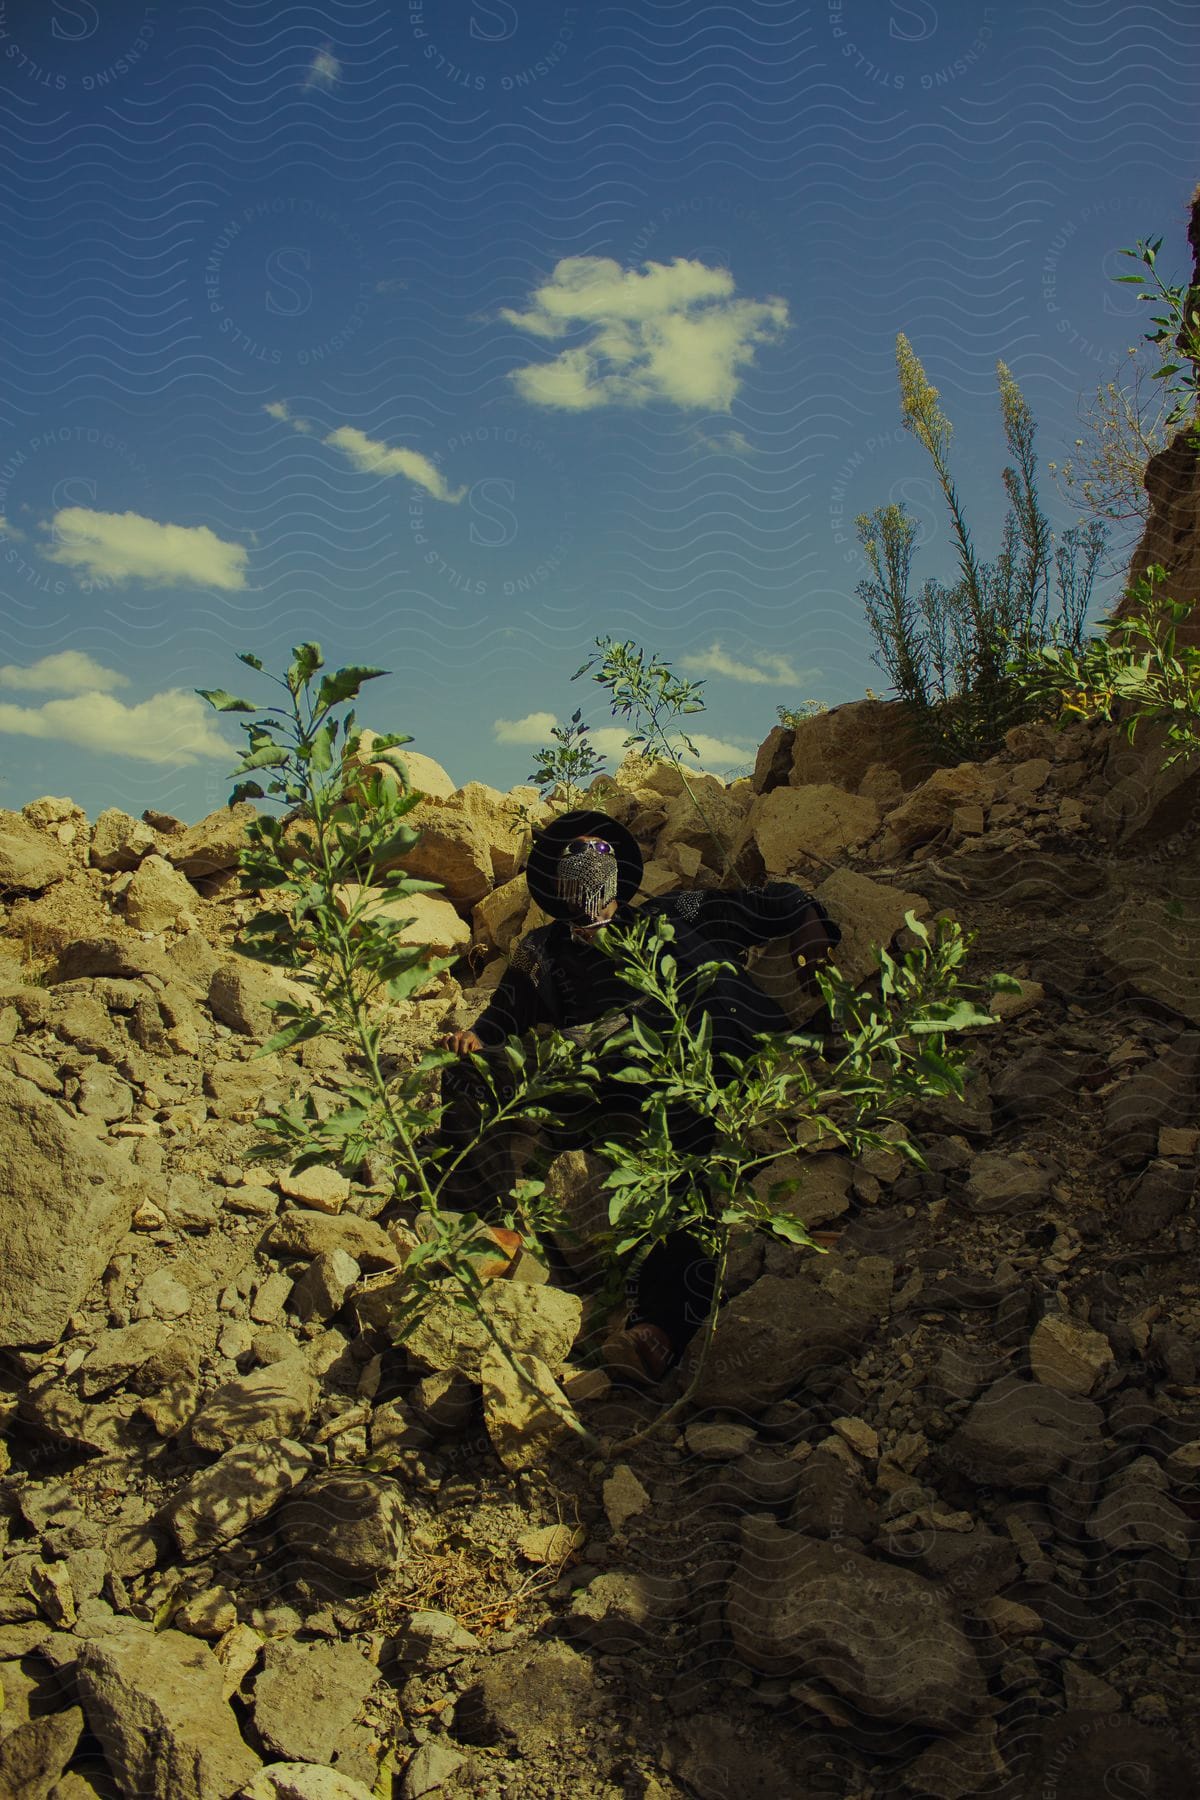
[[434, 808, 841, 1379]]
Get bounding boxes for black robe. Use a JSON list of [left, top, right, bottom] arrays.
[[471, 881, 841, 1072]]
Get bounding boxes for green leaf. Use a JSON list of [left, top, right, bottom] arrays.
[[230, 781, 266, 804], [288, 643, 324, 689], [196, 689, 258, 713], [310, 719, 335, 773], [317, 666, 388, 710], [766, 1214, 816, 1246], [238, 745, 290, 771], [237, 651, 265, 671], [259, 1014, 328, 1055]]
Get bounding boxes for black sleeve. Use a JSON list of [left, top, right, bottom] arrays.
[[470, 931, 556, 1045], [661, 882, 841, 960]]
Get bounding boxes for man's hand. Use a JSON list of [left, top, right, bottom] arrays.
[[439, 1029, 484, 1055]]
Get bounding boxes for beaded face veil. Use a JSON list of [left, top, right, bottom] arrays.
[[555, 836, 618, 924]]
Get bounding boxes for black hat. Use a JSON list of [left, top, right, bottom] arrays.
[[524, 809, 644, 919]]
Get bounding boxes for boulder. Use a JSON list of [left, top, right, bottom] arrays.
[[385, 800, 492, 906], [123, 855, 198, 931], [1099, 891, 1200, 1025], [683, 1255, 893, 1408], [0, 1070, 143, 1347], [654, 779, 745, 869], [736, 784, 880, 876], [208, 957, 308, 1039], [89, 807, 156, 871], [263, 1210, 399, 1271], [788, 698, 934, 793], [0, 820, 68, 891], [344, 733, 456, 802], [276, 1472, 406, 1584], [943, 1376, 1103, 1489], [76, 1623, 261, 1800], [879, 765, 997, 858], [456, 780, 532, 884], [1029, 1314, 1115, 1396], [453, 1641, 608, 1750], [189, 1360, 318, 1452], [471, 873, 532, 955], [251, 1638, 378, 1766], [165, 1439, 314, 1557], [727, 1519, 985, 1729], [164, 802, 256, 877], [402, 1280, 582, 1381], [812, 867, 929, 989], [1103, 1033, 1200, 1167], [241, 1767, 380, 1800], [0, 1705, 84, 1800], [481, 1347, 577, 1471], [333, 885, 470, 956]]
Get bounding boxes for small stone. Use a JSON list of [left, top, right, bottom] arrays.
[[1029, 1314, 1115, 1396], [172, 1587, 238, 1640], [391, 1610, 482, 1672], [402, 1741, 467, 1800], [988, 977, 1045, 1022], [165, 1440, 313, 1557], [481, 1348, 577, 1472], [1158, 1126, 1200, 1158], [250, 1272, 294, 1324], [241, 1764, 378, 1800], [289, 1249, 360, 1324], [133, 1198, 168, 1231], [516, 1524, 585, 1566], [277, 1166, 351, 1215], [213, 1621, 264, 1701], [137, 1268, 192, 1318], [831, 1416, 879, 1460], [974, 1596, 1041, 1639], [29, 1560, 76, 1627], [603, 1464, 650, 1535], [684, 1421, 757, 1461]]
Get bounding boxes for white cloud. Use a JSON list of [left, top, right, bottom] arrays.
[[0, 688, 232, 765], [264, 400, 291, 420], [588, 726, 751, 769], [324, 427, 465, 504], [493, 711, 557, 745], [693, 427, 756, 457], [304, 48, 340, 89], [502, 257, 789, 412], [679, 643, 817, 686], [0, 515, 24, 541], [42, 508, 249, 591], [0, 651, 129, 695]]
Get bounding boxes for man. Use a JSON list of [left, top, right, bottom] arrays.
[[435, 808, 841, 1380]]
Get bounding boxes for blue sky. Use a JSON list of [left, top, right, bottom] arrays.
[[1, 0, 1197, 820]]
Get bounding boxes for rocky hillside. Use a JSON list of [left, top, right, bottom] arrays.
[[0, 696, 1198, 1800]]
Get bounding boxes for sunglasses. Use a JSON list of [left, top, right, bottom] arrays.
[[563, 838, 614, 856]]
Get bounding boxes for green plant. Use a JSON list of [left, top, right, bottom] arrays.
[[1048, 349, 1172, 558], [1009, 564, 1200, 772], [586, 907, 1018, 1445], [573, 637, 736, 875], [856, 340, 1108, 762], [1115, 236, 1200, 441], [776, 700, 828, 728], [527, 708, 608, 813], [199, 645, 606, 1448]]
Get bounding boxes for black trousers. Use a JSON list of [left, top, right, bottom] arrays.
[[431, 1049, 717, 1351]]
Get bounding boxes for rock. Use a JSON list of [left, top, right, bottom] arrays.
[[123, 856, 197, 931], [401, 1742, 467, 1800], [1029, 1314, 1115, 1396], [290, 1250, 360, 1324], [137, 1266, 193, 1319], [812, 867, 929, 989], [1086, 1461, 1190, 1557], [391, 1610, 482, 1672], [276, 1472, 406, 1585], [0, 1704, 84, 1800], [403, 1280, 582, 1381], [943, 1376, 1103, 1489], [727, 1520, 985, 1729], [831, 1415, 879, 1460], [278, 1165, 350, 1215], [1100, 891, 1200, 1025], [0, 1070, 142, 1348], [164, 803, 255, 877], [166, 1439, 314, 1556], [789, 1446, 875, 1541], [241, 1767, 379, 1800], [788, 698, 933, 794], [991, 1049, 1083, 1124], [1103, 1032, 1200, 1167], [251, 1638, 378, 1766], [214, 1621, 265, 1701], [684, 1255, 893, 1408], [76, 1319, 171, 1397], [988, 976, 1045, 1022], [881, 765, 996, 857], [264, 1210, 399, 1272], [190, 1360, 318, 1452], [963, 1152, 1054, 1215], [345, 735, 456, 803], [517, 1524, 585, 1565], [471, 874, 532, 956], [603, 1464, 650, 1534], [748, 1152, 851, 1229], [1033, 1710, 1200, 1800], [386, 801, 492, 905], [900, 1720, 1006, 1800], [567, 1570, 683, 1653], [0, 823, 68, 891], [1121, 1160, 1195, 1241], [736, 784, 880, 875], [752, 723, 793, 795], [481, 1348, 577, 1472], [173, 1587, 239, 1639], [453, 1642, 609, 1750], [89, 808, 156, 871], [684, 1421, 758, 1461], [209, 957, 303, 1040], [333, 885, 471, 958], [76, 1623, 261, 1800]]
